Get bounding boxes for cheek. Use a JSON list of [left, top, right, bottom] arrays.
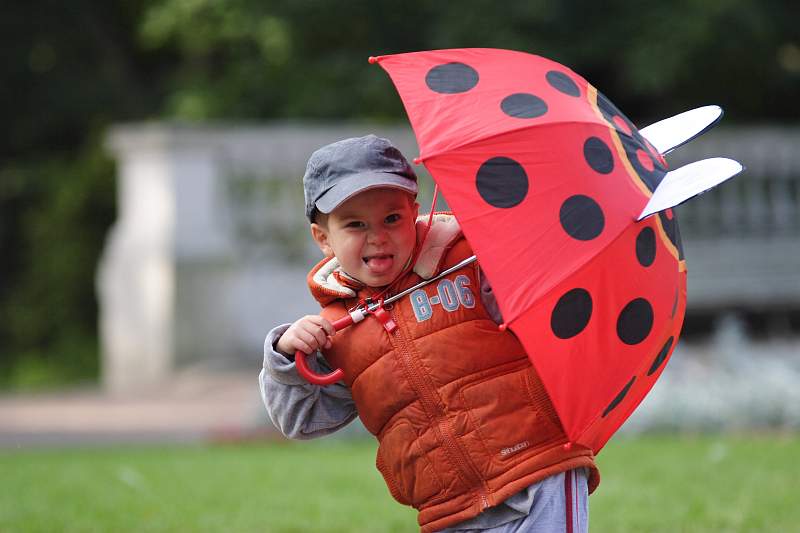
[[339, 235, 365, 259], [397, 227, 417, 251]]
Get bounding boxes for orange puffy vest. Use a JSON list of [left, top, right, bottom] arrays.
[[308, 216, 599, 532]]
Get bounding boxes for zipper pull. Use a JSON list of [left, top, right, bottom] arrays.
[[371, 304, 398, 333]]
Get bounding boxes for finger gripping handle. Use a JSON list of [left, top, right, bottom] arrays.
[[294, 313, 355, 386]]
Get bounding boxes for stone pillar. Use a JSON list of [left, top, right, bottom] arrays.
[[98, 124, 420, 393], [99, 127, 180, 393]]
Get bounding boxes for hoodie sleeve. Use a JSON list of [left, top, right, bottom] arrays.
[[259, 324, 358, 439], [479, 269, 504, 325]]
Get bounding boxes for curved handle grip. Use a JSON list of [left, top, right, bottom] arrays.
[[295, 314, 354, 386]]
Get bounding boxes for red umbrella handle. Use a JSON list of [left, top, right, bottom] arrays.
[[294, 314, 358, 386]]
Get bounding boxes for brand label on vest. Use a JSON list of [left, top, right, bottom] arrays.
[[500, 440, 530, 457], [410, 274, 476, 322]]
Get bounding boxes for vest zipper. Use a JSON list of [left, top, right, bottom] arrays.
[[390, 308, 491, 512]]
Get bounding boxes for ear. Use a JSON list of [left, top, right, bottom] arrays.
[[310, 223, 334, 256]]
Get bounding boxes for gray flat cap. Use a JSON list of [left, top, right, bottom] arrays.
[[303, 135, 418, 221]]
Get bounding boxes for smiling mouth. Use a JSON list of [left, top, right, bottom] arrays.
[[363, 253, 393, 263], [363, 254, 394, 273]]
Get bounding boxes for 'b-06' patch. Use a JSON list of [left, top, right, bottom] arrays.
[[410, 275, 475, 322]]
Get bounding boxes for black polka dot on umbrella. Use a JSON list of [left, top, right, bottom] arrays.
[[583, 137, 614, 174], [636, 227, 656, 267], [546, 70, 580, 97], [559, 195, 605, 240], [476, 156, 529, 208], [551, 288, 593, 339], [616, 298, 654, 345], [602, 377, 636, 417], [501, 93, 548, 118], [425, 62, 479, 94], [647, 337, 674, 376]]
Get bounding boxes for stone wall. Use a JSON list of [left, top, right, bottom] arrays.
[[99, 123, 800, 392]]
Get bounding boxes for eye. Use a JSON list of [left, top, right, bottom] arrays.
[[385, 213, 402, 224], [345, 221, 366, 229]]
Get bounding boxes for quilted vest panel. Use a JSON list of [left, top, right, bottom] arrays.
[[316, 237, 598, 532]]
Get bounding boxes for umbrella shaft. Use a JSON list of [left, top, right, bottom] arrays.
[[383, 255, 478, 306]]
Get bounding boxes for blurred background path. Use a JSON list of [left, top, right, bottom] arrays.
[[0, 369, 270, 446]]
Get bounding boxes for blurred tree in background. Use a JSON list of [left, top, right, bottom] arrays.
[[0, 2, 165, 387], [1, 0, 798, 388], [137, 0, 800, 124]]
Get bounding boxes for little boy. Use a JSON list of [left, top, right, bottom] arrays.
[[260, 135, 598, 532]]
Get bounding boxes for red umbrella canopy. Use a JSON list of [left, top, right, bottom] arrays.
[[373, 48, 686, 453]]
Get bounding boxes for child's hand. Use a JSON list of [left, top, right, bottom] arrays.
[[276, 315, 335, 357]]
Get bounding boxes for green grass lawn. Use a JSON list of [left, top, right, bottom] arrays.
[[0, 434, 796, 532]]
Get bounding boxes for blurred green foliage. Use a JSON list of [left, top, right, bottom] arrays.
[[0, 146, 113, 388], [1, 0, 798, 388]]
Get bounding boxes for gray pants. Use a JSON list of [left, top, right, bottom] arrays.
[[443, 469, 589, 533]]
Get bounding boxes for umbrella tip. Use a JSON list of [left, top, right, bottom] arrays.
[[368, 56, 379, 64], [563, 442, 572, 451], [413, 156, 422, 165], [498, 323, 507, 332]]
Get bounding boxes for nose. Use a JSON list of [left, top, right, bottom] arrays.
[[368, 227, 389, 245]]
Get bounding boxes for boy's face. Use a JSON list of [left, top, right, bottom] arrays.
[[311, 188, 419, 287]]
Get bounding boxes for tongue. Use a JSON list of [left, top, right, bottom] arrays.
[[366, 255, 393, 273]]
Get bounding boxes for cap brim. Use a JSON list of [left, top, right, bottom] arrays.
[[315, 172, 418, 214]]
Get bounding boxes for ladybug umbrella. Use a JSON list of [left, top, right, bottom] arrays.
[[366, 48, 742, 453]]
